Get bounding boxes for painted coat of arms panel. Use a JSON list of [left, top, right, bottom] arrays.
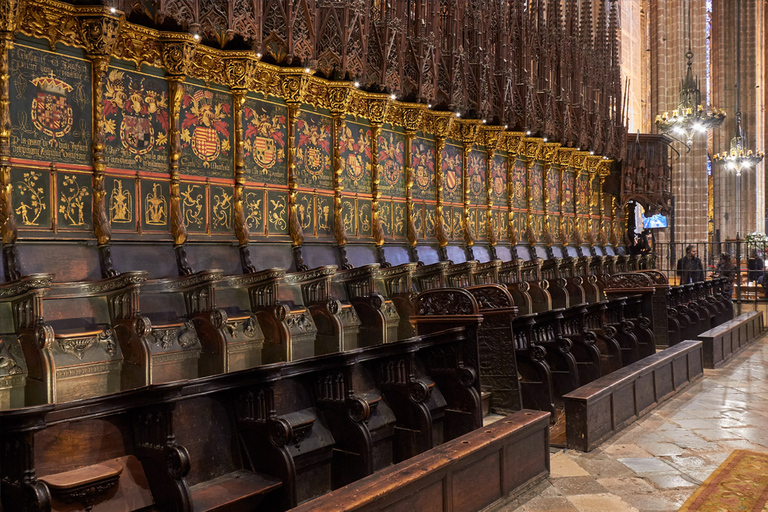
[[243, 96, 287, 185], [530, 163, 544, 211], [57, 172, 92, 230], [511, 159, 527, 210], [295, 110, 332, 190], [378, 127, 405, 198], [468, 149, 487, 206], [103, 68, 169, 172], [107, 176, 136, 231], [576, 173, 590, 215], [12, 168, 50, 229], [442, 141, 462, 204], [562, 170, 575, 214], [547, 165, 560, 211], [491, 153, 507, 205], [340, 118, 372, 194], [9, 44, 91, 165], [180, 84, 233, 178], [411, 136, 435, 201]]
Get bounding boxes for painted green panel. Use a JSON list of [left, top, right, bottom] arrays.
[[424, 204, 437, 240], [12, 168, 50, 229], [57, 172, 91, 230], [392, 201, 407, 239], [452, 208, 463, 240], [340, 119, 372, 194], [413, 203, 424, 239], [107, 176, 136, 231], [9, 44, 92, 165], [295, 110, 332, 189], [103, 67, 169, 173], [468, 207, 478, 240], [547, 166, 560, 211], [316, 195, 334, 236], [210, 185, 233, 234], [441, 207, 451, 239], [244, 188, 264, 235], [179, 183, 206, 232], [468, 149, 486, 206], [357, 199, 372, 238], [563, 170, 575, 214], [378, 129, 405, 198], [141, 180, 170, 230], [490, 153, 507, 205], [511, 159, 527, 210], [267, 190, 288, 235], [442, 142, 462, 204], [498, 209, 508, 242], [411, 137, 435, 200], [577, 173, 590, 215], [379, 200, 392, 237], [530, 162, 544, 211], [180, 84, 233, 178], [591, 174, 601, 216], [296, 192, 314, 236], [341, 197, 355, 235], [243, 97, 287, 185]]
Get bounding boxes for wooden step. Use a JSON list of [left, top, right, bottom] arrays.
[[190, 470, 282, 512]]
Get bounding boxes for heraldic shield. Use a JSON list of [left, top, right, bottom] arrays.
[[31, 74, 74, 139], [253, 136, 277, 168], [121, 115, 155, 157], [192, 126, 221, 163]]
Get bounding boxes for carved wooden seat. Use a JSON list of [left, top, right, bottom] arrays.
[[0, 282, 28, 409], [550, 246, 587, 308], [530, 309, 580, 402], [582, 302, 623, 375], [512, 313, 555, 418], [469, 245, 502, 284], [540, 257, 570, 309], [603, 297, 641, 366], [497, 256, 534, 316], [519, 258, 552, 313], [560, 305, 602, 386], [466, 284, 522, 415], [576, 255, 601, 304], [0, 271, 149, 405]]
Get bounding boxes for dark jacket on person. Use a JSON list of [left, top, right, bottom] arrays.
[[748, 256, 764, 282], [676, 255, 704, 284]]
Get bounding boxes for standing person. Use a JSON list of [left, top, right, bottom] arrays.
[[747, 249, 765, 284], [712, 253, 736, 298], [676, 245, 704, 284]]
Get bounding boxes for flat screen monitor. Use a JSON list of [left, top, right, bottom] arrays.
[[643, 213, 668, 229]]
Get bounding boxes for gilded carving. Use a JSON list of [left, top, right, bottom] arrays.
[[76, 11, 123, 57], [14, 170, 46, 226], [160, 35, 197, 77], [232, 89, 248, 245], [144, 182, 168, 227], [19, 1, 82, 51]]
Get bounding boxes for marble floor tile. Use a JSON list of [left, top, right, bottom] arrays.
[[495, 335, 768, 512]]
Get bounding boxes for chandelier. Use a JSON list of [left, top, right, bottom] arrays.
[[654, 1, 725, 147], [713, 113, 764, 176]]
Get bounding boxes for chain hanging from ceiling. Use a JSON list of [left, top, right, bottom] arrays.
[[116, 0, 626, 159]]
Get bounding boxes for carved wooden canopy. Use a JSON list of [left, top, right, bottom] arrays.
[[111, 0, 626, 160]]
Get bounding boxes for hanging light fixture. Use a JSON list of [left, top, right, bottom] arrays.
[[712, 0, 763, 240], [654, 0, 725, 148]]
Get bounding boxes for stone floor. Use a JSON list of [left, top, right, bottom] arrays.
[[490, 332, 768, 512]]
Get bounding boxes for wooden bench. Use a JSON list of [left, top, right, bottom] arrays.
[[288, 410, 551, 512], [697, 310, 764, 368], [563, 340, 704, 452]]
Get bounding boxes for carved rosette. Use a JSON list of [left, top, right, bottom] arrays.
[[224, 54, 256, 91]]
